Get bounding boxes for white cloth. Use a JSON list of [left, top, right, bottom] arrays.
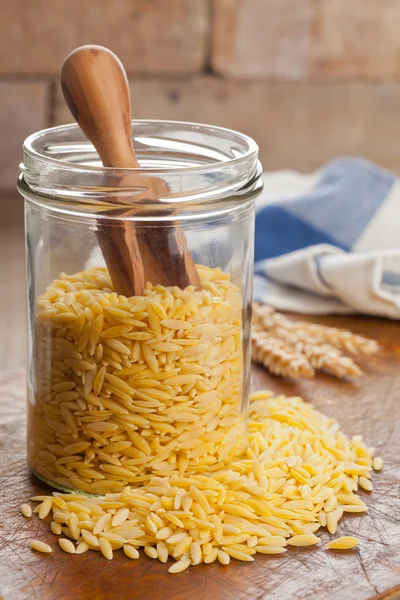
[[254, 244, 400, 318], [254, 163, 400, 319]]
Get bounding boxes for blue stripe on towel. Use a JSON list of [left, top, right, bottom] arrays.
[[254, 205, 344, 263], [255, 157, 396, 263], [382, 271, 400, 287], [283, 158, 395, 249]]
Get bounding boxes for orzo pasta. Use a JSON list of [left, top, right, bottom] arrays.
[[29, 265, 245, 493], [26, 390, 381, 571]]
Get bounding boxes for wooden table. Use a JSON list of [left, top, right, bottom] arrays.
[[1, 314, 400, 600]]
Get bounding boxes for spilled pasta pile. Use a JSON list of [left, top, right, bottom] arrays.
[[24, 391, 383, 571], [30, 265, 245, 492]]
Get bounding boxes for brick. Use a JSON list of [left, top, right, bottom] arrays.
[[212, 0, 314, 79], [212, 0, 400, 80], [312, 0, 400, 79], [55, 76, 400, 173], [0, 81, 49, 190], [0, 0, 208, 75]]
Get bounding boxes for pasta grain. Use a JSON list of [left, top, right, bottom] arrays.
[[20, 504, 32, 518], [326, 536, 359, 550], [59, 538, 76, 554], [30, 540, 52, 553]]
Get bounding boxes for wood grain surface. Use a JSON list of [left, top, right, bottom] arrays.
[[1, 315, 400, 600]]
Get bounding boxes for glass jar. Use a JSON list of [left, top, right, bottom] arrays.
[[18, 120, 263, 494]]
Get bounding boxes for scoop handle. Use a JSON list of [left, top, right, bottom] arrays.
[[61, 45, 200, 295], [61, 45, 139, 169]]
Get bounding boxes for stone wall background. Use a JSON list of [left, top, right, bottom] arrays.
[[2, 0, 400, 189]]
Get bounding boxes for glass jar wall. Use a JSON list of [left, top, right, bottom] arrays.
[[18, 120, 262, 493]]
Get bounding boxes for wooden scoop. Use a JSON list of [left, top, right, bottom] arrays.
[[61, 45, 200, 296]]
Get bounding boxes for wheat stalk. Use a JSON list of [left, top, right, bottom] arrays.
[[294, 342, 363, 378], [251, 303, 379, 379], [251, 326, 314, 379], [252, 303, 379, 354]]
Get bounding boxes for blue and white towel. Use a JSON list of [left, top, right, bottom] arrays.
[[254, 157, 400, 319]]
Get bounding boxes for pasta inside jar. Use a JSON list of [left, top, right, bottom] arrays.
[[29, 264, 246, 493]]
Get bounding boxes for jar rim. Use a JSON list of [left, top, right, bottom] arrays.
[[19, 119, 262, 215], [23, 120, 259, 175]]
